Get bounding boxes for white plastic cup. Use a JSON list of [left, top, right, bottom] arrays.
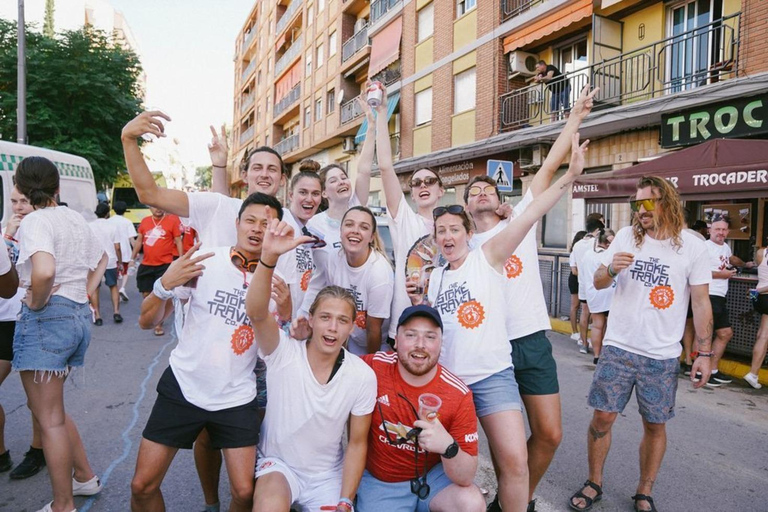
[[418, 393, 442, 421]]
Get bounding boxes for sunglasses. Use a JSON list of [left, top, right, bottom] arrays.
[[409, 176, 440, 189], [629, 198, 658, 213], [301, 226, 327, 249], [432, 205, 465, 219], [467, 185, 497, 197], [230, 249, 260, 273]]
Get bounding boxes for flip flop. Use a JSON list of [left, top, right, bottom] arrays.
[[154, 326, 165, 336]]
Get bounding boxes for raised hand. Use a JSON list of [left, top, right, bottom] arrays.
[[121, 111, 171, 141], [261, 215, 313, 263], [290, 315, 312, 340], [567, 133, 590, 178], [570, 85, 600, 120], [358, 87, 376, 125], [159, 242, 214, 290], [271, 274, 292, 322], [208, 124, 229, 167], [495, 203, 514, 220]]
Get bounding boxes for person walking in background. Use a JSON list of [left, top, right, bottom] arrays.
[[570, 213, 605, 353], [568, 231, 587, 342], [108, 200, 138, 301], [745, 245, 768, 389], [581, 229, 616, 365], [89, 203, 123, 325]]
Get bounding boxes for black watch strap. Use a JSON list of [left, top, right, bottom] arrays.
[[442, 440, 459, 459]]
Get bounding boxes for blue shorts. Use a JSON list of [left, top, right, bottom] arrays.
[[468, 366, 521, 418], [102, 267, 118, 288], [588, 345, 679, 424], [12, 296, 91, 374], [356, 465, 453, 512]]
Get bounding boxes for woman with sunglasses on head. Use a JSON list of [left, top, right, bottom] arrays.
[[299, 206, 394, 355], [581, 229, 616, 365], [407, 134, 589, 512]]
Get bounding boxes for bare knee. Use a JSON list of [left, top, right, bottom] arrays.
[[591, 411, 617, 432], [533, 422, 563, 451], [642, 421, 666, 437], [131, 474, 161, 501], [452, 486, 486, 512], [229, 479, 254, 506]]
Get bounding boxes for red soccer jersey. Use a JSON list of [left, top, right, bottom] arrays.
[[138, 214, 182, 266], [181, 224, 198, 254], [361, 351, 479, 483]]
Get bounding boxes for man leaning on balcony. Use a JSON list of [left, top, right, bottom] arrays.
[[534, 60, 571, 123]]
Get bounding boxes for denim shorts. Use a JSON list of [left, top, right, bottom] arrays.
[[12, 296, 92, 374], [468, 366, 522, 418], [356, 465, 454, 512], [588, 345, 679, 424], [102, 267, 118, 288]]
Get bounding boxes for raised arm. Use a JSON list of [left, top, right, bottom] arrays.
[[121, 111, 190, 217], [374, 86, 405, 217], [354, 95, 376, 206], [208, 124, 230, 195], [484, 134, 588, 270]]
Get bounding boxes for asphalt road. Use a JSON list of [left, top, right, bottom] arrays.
[[1, 281, 767, 511]]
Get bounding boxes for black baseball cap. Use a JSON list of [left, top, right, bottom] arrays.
[[397, 305, 443, 332]]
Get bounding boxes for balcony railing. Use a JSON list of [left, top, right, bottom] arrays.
[[274, 84, 301, 118], [274, 133, 300, 155], [239, 125, 254, 146], [243, 28, 257, 49], [342, 23, 369, 63], [241, 60, 257, 82], [371, 0, 400, 24], [372, 133, 401, 167], [500, 13, 740, 131], [276, 0, 304, 36], [275, 34, 303, 77], [341, 94, 364, 124], [501, 0, 543, 22], [240, 93, 255, 115], [370, 62, 401, 86]]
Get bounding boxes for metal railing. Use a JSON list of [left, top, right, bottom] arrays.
[[274, 84, 301, 118], [274, 133, 300, 155], [371, 133, 401, 167], [340, 94, 364, 124], [243, 29, 257, 49], [371, 0, 401, 24], [500, 13, 740, 131], [501, 0, 543, 22], [276, 0, 303, 36], [342, 23, 369, 63], [241, 60, 257, 82], [240, 93, 255, 115], [370, 62, 401, 86], [239, 125, 254, 146], [275, 34, 303, 77]]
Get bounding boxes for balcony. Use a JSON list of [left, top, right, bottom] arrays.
[[501, 0, 543, 22], [500, 13, 740, 131], [275, 34, 303, 77], [370, 62, 401, 86], [276, 0, 303, 36], [241, 60, 257, 82], [341, 94, 364, 124], [274, 84, 301, 118], [372, 133, 401, 167], [240, 93, 255, 115], [274, 133, 300, 155], [370, 0, 400, 24], [239, 125, 254, 146], [243, 28, 257, 49], [342, 23, 369, 63]]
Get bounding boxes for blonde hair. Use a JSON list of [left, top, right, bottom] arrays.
[[341, 206, 389, 263], [632, 176, 684, 250], [308, 285, 357, 318]]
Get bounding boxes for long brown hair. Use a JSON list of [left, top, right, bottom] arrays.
[[631, 176, 684, 250]]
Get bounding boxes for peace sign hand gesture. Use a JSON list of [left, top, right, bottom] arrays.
[[570, 85, 600, 120], [208, 124, 229, 167]]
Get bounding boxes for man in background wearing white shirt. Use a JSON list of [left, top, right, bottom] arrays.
[[89, 203, 123, 324], [108, 200, 137, 302]]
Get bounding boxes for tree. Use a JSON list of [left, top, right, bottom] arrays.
[[195, 165, 212, 190], [0, 19, 144, 188], [44, 0, 55, 37]]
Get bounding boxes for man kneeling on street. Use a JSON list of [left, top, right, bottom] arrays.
[[356, 305, 485, 512]]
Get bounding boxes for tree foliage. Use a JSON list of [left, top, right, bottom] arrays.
[[0, 19, 144, 188], [195, 165, 212, 190]]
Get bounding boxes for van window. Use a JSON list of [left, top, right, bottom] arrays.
[[113, 188, 146, 209]]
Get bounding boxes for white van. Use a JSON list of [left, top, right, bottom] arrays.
[[0, 141, 98, 224]]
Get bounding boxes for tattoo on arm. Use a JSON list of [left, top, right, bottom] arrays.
[[589, 425, 608, 442], [695, 320, 713, 351]]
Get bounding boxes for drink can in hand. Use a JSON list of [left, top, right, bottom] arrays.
[[367, 81, 383, 108]]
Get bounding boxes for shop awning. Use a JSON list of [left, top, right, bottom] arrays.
[[355, 92, 400, 145], [368, 17, 403, 78], [573, 139, 768, 202], [503, 0, 592, 54]]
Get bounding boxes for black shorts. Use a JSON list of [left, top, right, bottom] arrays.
[[0, 320, 15, 361], [568, 273, 579, 295], [686, 299, 693, 319], [511, 330, 559, 395], [710, 295, 731, 331], [142, 366, 261, 450], [136, 263, 171, 293], [756, 294, 768, 315]]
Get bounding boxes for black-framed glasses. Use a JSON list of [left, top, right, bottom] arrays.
[[409, 176, 440, 189], [629, 198, 658, 213], [377, 394, 430, 499], [301, 226, 327, 249], [432, 205, 465, 219]]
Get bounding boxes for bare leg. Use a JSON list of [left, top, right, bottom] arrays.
[[90, 287, 101, 321], [0, 361, 10, 455], [221, 446, 256, 512], [635, 421, 667, 511], [571, 410, 618, 510], [578, 302, 591, 345], [194, 429, 222, 508], [750, 314, 768, 375], [480, 410, 528, 512], [589, 313, 606, 359], [32, 413, 43, 449], [130, 438, 179, 512], [682, 318, 695, 365], [569, 294, 580, 334], [253, 471, 292, 512], [429, 483, 485, 512], [110, 285, 120, 315], [711, 327, 733, 370], [521, 393, 562, 501]]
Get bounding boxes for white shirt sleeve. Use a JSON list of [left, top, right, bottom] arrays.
[[17, 215, 55, 266], [299, 257, 330, 318], [259, 329, 298, 369], [689, 239, 714, 286], [186, 192, 241, 233], [350, 362, 377, 416], [0, 238, 11, 275]]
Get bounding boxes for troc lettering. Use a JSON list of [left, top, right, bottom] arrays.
[[693, 169, 768, 187]]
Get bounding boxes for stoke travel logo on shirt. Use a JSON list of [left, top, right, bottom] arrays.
[[348, 283, 368, 329], [435, 281, 486, 330], [504, 254, 523, 279], [296, 245, 314, 291], [628, 257, 675, 310], [206, 287, 254, 355]]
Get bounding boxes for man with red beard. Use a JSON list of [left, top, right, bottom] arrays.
[[356, 305, 485, 512]]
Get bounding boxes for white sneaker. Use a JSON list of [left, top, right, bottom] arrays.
[[72, 475, 102, 496], [37, 502, 76, 512], [744, 372, 762, 389], [579, 344, 588, 354], [570, 333, 581, 341], [119, 288, 129, 302]]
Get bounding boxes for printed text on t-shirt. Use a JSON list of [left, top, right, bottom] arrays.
[[629, 257, 671, 287], [435, 281, 474, 315], [208, 288, 251, 326]]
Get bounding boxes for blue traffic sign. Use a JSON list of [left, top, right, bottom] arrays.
[[487, 159, 514, 192]]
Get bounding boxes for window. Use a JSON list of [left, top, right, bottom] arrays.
[[315, 98, 323, 121], [265, 135, 270, 146], [318, 0, 325, 12], [317, 43, 325, 68], [257, 70, 262, 85], [268, 57, 272, 74], [542, 169, 568, 248], [307, 4, 313, 25], [305, 106, 312, 126], [306, 50, 313, 74], [257, 107, 261, 121], [415, 88, 432, 125], [418, 3, 434, 43], [327, 89, 335, 113], [453, 67, 476, 114], [457, 0, 476, 17], [329, 31, 337, 57]]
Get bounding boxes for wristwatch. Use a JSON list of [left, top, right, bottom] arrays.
[[442, 440, 459, 459]]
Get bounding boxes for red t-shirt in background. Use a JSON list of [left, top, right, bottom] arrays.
[[138, 214, 182, 266], [361, 351, 478, 483], [181, 224, 198, 254]]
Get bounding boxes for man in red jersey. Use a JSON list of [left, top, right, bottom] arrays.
[[357, 305, 485, 512]]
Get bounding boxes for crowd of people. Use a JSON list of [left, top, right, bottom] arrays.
[[0, 80, 765, 512]]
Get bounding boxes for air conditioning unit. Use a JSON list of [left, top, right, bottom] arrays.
[[519, 144, 548, 169], [508, 51, 539, 77], [342, 136, 356, 154], [354, 17, 367, 33]]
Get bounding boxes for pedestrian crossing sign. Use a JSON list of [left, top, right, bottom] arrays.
[[487, 160, 514, 193]]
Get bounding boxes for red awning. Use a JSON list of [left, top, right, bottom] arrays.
[[275, 32, 287, 53], [275, 61, 302, 103], [503, 0, 592, 54], [369, 17, 403, 78], [573, 139, 768, 201]]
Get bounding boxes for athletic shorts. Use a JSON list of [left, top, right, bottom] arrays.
[[136, 263, 171, 293], [588, 345, 679, 424], [468, 366, 521, 417], [755, 294, 768, 316], [511, 330, 559, 395], [710, 295, 731, 331], [255, 456, 341, 511], [568, 273, 579, 295], [686, 299, 693, 319], [101, 268, 118, 288], [120, 262, 130, 274], [143, 366, 260, 450], [579, 299, 587, 304], [0, 320, 16, 362], [356, 465, 455, 512], [12, 297, 91, 373]]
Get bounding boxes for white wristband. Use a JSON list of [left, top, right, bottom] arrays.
[[153, 278, 175, 301]]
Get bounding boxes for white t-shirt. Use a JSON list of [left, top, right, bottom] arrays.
[[107, 215, 137, 263], [600, 227, 711, 360], [572, 236, 595, 300], [17, 207, 104, 304], [305, 195, 361, 273], [259, 331, 377, 479], [387, 197, 432, 338], [89, 218, 120, 269], [0, 239, 23, 322], [469, 191, 551, 339], [169, 247, 283, 411], [301, 249, 393, 354], [282, 208, 314, 319], [427, 250, 513, 385], [705, 240, 732, 298], [581, 241, 615, 313]]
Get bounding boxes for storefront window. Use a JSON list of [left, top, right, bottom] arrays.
[[542, 169, 568, 249]]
